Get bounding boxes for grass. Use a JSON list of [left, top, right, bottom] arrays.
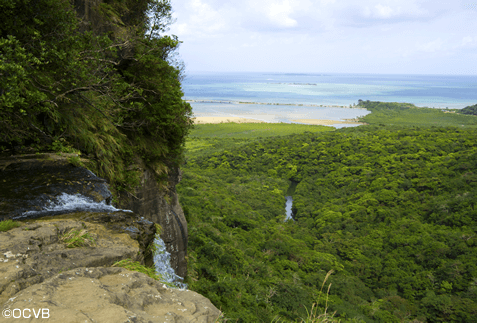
[[185, 123, 335, 157], [215, 270, 340, 323], [272, 270, 340, 323], [112, 225, 177, 287], [190, 122, 333, 139], [145, 223, 163, 257], [60, 228, 96, 248], [112, 258, 175, 287], [0, 219, 21, 232]]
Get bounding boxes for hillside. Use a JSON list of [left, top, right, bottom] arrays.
[[356, 101, 477, 128], [179, 117, 477, 322]]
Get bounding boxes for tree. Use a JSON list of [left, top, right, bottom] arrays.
[[0, 0, 192, 192], [459, 104, 477, 116]]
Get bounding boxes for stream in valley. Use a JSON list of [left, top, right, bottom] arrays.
[[285, 196, 294, 221]]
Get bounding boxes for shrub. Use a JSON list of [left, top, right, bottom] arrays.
[[60, 229, 95, 248], [0, 219, 21, 232]]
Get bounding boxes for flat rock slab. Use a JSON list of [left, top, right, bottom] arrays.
[[0, 212, 155, 305], [1, 267, 221, 322]]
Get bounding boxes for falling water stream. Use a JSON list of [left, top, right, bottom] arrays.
[[19, 192, 186, 289], [153, 238, 187, 289], [16, 192, 130, 219], [285, 196, 294, 221]]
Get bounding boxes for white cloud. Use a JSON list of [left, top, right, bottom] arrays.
[[462, 36, 473, 45], [362, 4, 399, 19], [168, 0, 477, 74], [169, 0, 231, 38], [359, 0, 432, 23], [266, 0, 298, 27], [246, 0, 314, 29], [460, 36, 477, 48], [374, 4, 395, 18], [417, 38, 445, 53], [454, 35, 477, 51]]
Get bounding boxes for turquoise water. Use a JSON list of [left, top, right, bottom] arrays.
[[182, 72, 477, 126], [183, 72, 477, 108]]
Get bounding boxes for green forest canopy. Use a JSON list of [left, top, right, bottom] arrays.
[[356, 101, 477, 128], [180, 118, 477, 322], [459, 104, 477, 116], [3, 0, 477, 320]]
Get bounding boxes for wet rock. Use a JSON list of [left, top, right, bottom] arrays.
[[1, 267, 221, 322], [0, 153, 112, 220], [0, 212, 155, 305], [118, 163, 188, 278], [1, 153, 188, 280]]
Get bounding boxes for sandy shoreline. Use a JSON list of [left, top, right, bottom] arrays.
[[186, 99, 368, 110], [291, 119, 366, 125], [192, 117, 365, 126], [193, 117, 266, 124]]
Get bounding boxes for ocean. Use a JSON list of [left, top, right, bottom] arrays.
[[182, 72, 477, 127]]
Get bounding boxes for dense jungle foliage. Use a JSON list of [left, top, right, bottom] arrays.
[[459, 104, 477, 116], [357, 101, 477, 128], [180, 112, 477, 322], [0, 0, 192, 196]]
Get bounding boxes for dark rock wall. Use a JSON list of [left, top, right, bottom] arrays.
[[0, 154, 111, 220], [1, 0, 189, 280], [119, 165, 188, 278], [0, 154, 188, 278]]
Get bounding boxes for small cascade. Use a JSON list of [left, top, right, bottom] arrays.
[[285, 181, 297, 221], [15, 193, 131, 219], [285, 196, 294, 221], [16, 192, 186, 289], [153, 238, 188, 289]]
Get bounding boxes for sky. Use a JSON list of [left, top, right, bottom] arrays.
[[167, 0, 477, 75]]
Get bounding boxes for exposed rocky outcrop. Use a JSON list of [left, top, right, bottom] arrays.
[[0, 153, 188, 278], [0, 211, 155, 305], [0, 154, 221, 321], [1, 267, 220, 322]]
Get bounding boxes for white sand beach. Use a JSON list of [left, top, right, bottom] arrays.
[[192, 116, 366, 126], [291, 119, 366, 125], [193, 117, 266, 124]]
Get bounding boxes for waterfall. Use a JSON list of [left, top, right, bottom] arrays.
[[16, 192, 130, 219], [285, 196, 294, 221], [17, 192, 186, 289], [153, 238, 188, 289]]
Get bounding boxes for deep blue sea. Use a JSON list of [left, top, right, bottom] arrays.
[[182, 72, 477, 127]]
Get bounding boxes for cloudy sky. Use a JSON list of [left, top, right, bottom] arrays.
[[167, 0, 477, 75]]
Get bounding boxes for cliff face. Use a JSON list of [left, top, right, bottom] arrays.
[[0, 154, 220, 321], [0, 153, 188, 277], [1, 0, 189, 279], [69, 0, 189, 277], [119, 163, 189, 278]]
